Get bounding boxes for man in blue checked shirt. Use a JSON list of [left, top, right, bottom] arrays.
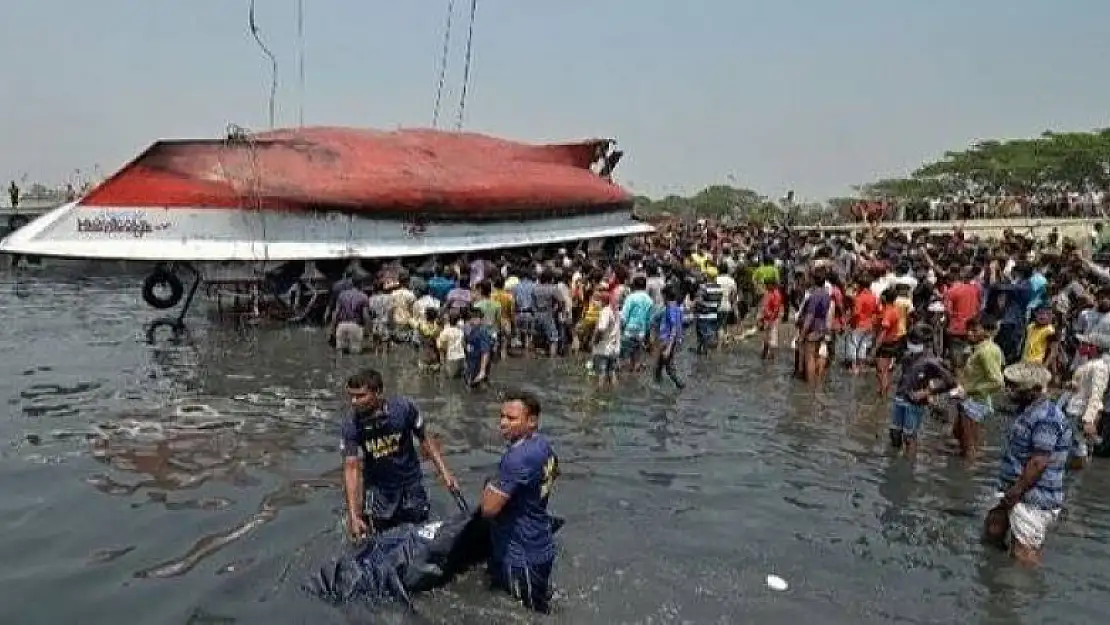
[[983, 362, 1072, 566]]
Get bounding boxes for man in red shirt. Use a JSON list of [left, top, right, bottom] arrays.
[[944, 267, 981, 369], [758, 277, 784, 361]]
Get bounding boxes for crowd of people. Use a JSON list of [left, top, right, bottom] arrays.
[[854, 192, 1108, 223], [325, 218, 1110, 612]]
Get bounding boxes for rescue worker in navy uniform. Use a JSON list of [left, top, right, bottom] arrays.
[[340, 368, 459, 538], [479, 390, 560, 614]]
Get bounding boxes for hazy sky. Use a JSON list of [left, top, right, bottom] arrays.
[[3, 0, 1108, 201]]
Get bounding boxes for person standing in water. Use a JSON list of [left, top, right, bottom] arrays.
[[1059, 330, 1110, 468], [890, 326, 956, 458], [340, 369, 459, 538], [758, 276, 784, 361], [951, 317, 1004, 459], [592, 290, 622, 389], [480, 390, 560, 614], [983, 362, 1071, 567], [873, 288, 904, 396], [654, 285, 686, 389], [464, 306, 494, 387]]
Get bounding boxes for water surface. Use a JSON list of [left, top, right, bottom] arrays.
[[2, 269, 1108, 624]]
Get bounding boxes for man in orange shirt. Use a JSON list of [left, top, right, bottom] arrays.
[[846, 276, 880, 375], [944, 267, 981, 369], [872, 289, 904, 396]]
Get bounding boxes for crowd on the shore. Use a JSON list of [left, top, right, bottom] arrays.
[[852, 192, 1109, 223], [326, 217, 1110, 611]]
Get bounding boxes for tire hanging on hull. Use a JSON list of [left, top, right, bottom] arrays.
[[142, 267, 185, 309], [146, 317, 189, 345]]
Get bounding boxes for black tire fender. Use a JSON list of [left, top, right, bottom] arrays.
[[142, 268, 185, 309], [146, 317, 188, 345]]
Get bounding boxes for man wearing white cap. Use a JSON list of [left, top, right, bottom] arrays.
[[983, 362, 1072, 566]]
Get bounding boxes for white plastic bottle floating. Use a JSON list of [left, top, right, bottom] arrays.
[[766, 574, 789, 591]]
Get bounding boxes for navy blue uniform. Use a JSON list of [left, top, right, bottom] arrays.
[[340, 397, 430, 529], [464, 323, 493, 384], [488, 434, 559, 613]]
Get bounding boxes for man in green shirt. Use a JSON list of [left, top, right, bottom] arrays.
[[473, 280, 502, 355], [952, 317, 1005, 459], [751, 258, 779, 291]]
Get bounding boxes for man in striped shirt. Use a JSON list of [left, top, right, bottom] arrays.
[[984, 363, 1071, 566], [693, 272, 724, 355]]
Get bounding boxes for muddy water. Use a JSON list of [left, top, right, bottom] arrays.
[[2, 270, 1108, 625]]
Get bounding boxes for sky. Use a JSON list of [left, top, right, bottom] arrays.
[[2, 0, 1109, 202]]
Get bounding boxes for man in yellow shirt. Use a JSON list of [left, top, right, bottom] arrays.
[[689, 248, 710, 273], [1021, 305, 1058, 372], [491, 276, 515, 360]]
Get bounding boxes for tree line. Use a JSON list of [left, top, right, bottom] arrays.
[[858, 128, 1110, 201], [633, 127, 1110, 224], [632, 185, 846, 226]]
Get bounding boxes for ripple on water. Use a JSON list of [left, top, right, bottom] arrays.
[[19, 380, 105, 419]]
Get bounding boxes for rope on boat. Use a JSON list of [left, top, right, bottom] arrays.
[[296, 0, 306, 127], [431, 0, 456, 129], [455, 0, 478, 130], [248, 0, 279, 129], [224, 124, 269, 262], [247, 132, 268, 262]]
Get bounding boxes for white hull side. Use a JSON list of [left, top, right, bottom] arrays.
[[0, 203, 653, 261]]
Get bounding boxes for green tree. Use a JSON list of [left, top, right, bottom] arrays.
[[633, 184, 782, 223], [860, 127, 1110, 200]]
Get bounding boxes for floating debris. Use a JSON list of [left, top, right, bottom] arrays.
[[766, 574, 789, 591]]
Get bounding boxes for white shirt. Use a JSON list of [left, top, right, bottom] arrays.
[[646, 276, 666, 306], [390, 287, 416, 325], [894, 274, 918, 291], [870, 273, 895, 298], [1068, 354, 1110, 424], [593, 306, 622, 356], [715, 275, 737, 312], [436, 324, 465, 361], [412, 294, 441, 322]]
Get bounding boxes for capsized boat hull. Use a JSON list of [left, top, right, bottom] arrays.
[[0, 202, 652, 261], [79, 127, 632, 217]]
